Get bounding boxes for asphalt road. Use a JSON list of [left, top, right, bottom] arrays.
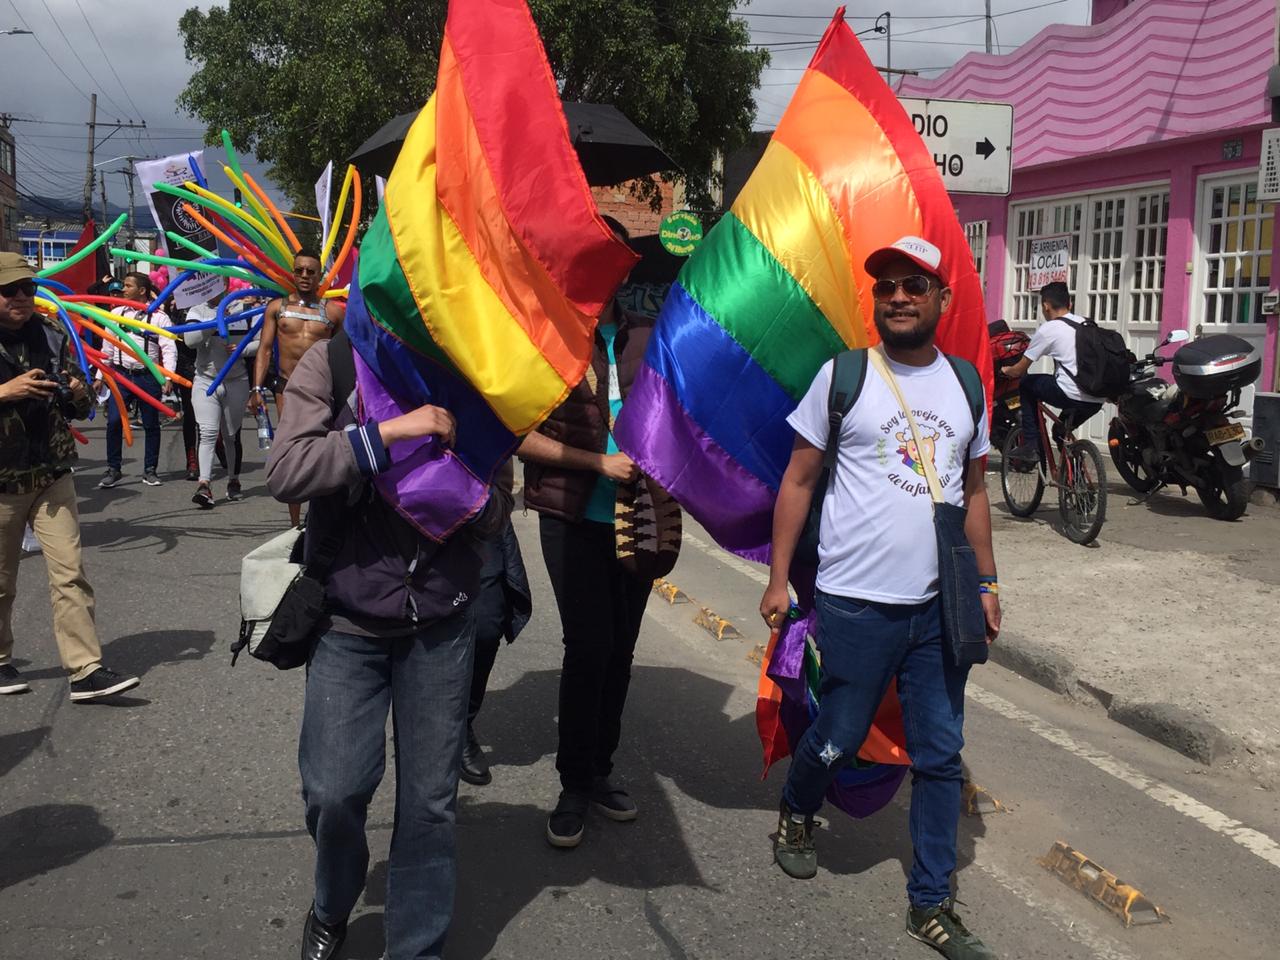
[[2, 423, 1277, 959]]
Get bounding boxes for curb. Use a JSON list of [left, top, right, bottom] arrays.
[[655, 569, 1241, 770], [993, 632, 1234, 767]]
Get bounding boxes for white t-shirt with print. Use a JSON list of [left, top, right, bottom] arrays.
[[787, 350, 990, 604], [1023, 313, 1103, 402]]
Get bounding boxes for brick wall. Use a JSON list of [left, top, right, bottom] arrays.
[[591, 178, 674, 237]]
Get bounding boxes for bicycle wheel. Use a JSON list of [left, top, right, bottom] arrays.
[[1000, 427, 1044, 517], [1058, 439, 1107, 544]]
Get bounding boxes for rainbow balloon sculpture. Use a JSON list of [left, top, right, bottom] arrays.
[[30, 137, 363, 441], [614, 8, 992, 818]]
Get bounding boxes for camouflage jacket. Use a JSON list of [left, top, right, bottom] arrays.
[[0, 317, 91, 495]]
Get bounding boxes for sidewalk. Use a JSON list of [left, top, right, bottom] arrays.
[[987, 469, 1280, 785]]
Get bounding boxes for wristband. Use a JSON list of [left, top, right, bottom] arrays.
[[979, 583, 999, 596]]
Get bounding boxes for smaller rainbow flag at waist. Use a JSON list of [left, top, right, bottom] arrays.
[[348, 0, 637, 540]]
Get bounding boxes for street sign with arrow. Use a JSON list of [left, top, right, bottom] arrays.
[[898, 97, 1014, 196]]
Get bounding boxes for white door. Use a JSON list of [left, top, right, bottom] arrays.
[[1192, 173, 1273, 431]]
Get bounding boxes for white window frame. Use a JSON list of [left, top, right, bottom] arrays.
[[964, 219, 989, 293], [1003, 180, 1171, 337], [1191, 170, 1274, 332]]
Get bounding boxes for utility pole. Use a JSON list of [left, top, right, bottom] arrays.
[[125, 158, 136, 250], [78, 95, 147, 226], [985, 0, 994, 54], [98, 170, 107, 226], [82, 93, 96, 224]]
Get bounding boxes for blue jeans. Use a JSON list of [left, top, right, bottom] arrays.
[[299, 617, 475, 960], [1018, 373, 1101, 447], [782, 592, 970, 907], [105, 367, 162, 472]]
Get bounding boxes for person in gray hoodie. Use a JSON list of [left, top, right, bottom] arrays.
[[266, 331, 512, 960]]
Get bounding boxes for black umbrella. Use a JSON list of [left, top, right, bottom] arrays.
[[348, 101, 677, 187]]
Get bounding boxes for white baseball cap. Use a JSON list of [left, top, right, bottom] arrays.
[[864, 236, 947, 285]]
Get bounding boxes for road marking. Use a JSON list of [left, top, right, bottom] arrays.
[[682, 523, 1280, 872], [968, 684, 1280, 871], [682, 530, 770, 586]]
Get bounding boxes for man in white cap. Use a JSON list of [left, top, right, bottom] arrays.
[[759, 237, 1001, 960]]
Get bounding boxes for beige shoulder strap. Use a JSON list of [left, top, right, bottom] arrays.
[[867, 346, 944, 504]]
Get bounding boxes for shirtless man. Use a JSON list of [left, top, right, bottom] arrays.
[[251, 249, 345, 527]]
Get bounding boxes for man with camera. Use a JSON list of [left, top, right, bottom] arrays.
[[0, 252, 139, 701]]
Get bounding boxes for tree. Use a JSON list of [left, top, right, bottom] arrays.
[[178, 0, 768, 214]]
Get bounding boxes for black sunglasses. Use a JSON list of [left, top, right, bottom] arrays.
[[871, 275, 936, 301], [0, 280, 37, 299]]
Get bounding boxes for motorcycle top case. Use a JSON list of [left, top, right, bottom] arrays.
[[1172, 334, 1262, 399]]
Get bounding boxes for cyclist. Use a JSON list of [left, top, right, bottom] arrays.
[[1003, 282, 1103, 460]]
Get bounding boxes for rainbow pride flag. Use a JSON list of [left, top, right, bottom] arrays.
[[347, 0, 637, 540], [614, 9, 992, 817]]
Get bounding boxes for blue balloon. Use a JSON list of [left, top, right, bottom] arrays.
[[205, 313, 266, 396]]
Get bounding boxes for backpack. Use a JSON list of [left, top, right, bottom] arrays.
[[1059, 316, 1130, 397], [794, 348, 984, 568], [232, 333, 358, 669]]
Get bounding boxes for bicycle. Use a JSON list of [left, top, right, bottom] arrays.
[[999, 401, 1108, 545]]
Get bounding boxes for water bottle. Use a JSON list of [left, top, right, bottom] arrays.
[[256, 405, 273, 451]]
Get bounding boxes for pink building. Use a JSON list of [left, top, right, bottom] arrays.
[[899, 0, 1280, 433]]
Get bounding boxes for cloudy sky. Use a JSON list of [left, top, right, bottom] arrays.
[[2, 0, 1092, 206]]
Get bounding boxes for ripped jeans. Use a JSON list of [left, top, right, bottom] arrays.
[[782, 592, 970, 907]]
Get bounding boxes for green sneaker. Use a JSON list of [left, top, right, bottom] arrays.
[[906, 899, 996, 959], [773, 800, 817, 879]]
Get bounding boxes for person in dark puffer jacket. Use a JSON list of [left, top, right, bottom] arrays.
[[518, 218, 659, 850]]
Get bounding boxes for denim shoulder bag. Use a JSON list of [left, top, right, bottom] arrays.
[[867, 347, 988, 667]]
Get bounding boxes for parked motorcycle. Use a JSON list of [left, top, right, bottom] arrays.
[[988, 319, 1031, 451], [1108, 330, 1263, 520]]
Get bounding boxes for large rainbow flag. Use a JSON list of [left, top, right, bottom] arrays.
[[347, 0, 638, 540], [614, 8, 992, 817]]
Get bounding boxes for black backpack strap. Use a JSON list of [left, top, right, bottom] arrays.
[[822, 349, 867, 471], [944, 354, 987, 487], [943, 354, 985, 434], [303, 331, 360, 579], [327, 329, 356, 420]]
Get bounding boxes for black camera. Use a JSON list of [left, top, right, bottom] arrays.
[[41, 371, 79, 420]]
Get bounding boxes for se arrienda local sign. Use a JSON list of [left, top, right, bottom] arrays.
[[897, 97, 1014, 196], [1028, 235, 1072, 289]]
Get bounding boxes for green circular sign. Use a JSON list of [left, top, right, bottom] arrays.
[[659, 211, 704, 257]]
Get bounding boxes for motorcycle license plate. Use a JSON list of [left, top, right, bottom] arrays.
[[1005, 396, 1022, 410], [1205, 423, 1245, 446]]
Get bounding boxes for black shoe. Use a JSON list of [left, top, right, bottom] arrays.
[[97, 468, 123, 489], [300, 905, 347, 960], [460, 724, 492, 786], [590, 776, 637, 822], [0, 663, 31, 695], [906, 899, 996, 959], [69, 666, 140, 702], [546, 790, 588, 849], [142, 470, 162, 487], [192, 483, 215, 510], [226, 479, 243, 502], [774, 799, 817, 879], [1007, 442, 1039, 462]]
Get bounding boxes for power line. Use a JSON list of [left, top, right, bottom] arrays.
[[73, 0, 160, 156], [5, 0, 91, 103], [33, 0, 132, 118]]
